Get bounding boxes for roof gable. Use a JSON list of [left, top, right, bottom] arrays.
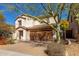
[[16, 14, 54, 21]]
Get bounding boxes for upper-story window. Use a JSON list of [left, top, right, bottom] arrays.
[[18, 20, 22, 26]]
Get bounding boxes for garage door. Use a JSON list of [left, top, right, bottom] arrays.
[[30, 31, 53, 41]]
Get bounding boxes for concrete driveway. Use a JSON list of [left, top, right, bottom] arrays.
[[0, 49, 31, 56]]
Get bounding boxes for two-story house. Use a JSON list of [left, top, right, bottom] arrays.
[[14, 14, 58, 42]]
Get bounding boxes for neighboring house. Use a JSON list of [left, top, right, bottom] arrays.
[[14, 14, 58, 42], [66, 19, 79, 39]]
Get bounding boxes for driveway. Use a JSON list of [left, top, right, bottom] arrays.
[[0, 49, 31, 56], [0, 42, 47, 56]]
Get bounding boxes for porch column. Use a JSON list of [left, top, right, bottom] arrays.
[[26, 31, 30, 41]]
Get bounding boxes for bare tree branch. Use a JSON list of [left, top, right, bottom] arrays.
[[15, 4, 25, 14], [27, 14, 58, 31], [41, 3, 58, 24]]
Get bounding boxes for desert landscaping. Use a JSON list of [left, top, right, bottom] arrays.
[[0, 42, 48, 56], [0, 41, 79, 56], [1, 3, 79, 56]]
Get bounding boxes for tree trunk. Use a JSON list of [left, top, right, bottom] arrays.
[[56, 24, 61, 44], [56, 30, 61, 43], [63, 30, 66, 40]]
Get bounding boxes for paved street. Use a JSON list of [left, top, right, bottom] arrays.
[[0, 49, 31, 56]]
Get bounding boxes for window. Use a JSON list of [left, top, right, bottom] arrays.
[[18, 20, 22, 26]]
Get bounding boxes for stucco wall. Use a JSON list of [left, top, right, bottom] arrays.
[[15, 16, 42, 28], [14, 28, 30, 41], [49, 17, 57, 24], [15, 18, 26, 28], [15, 15, 57, 28], [14, 14, 58, 42]]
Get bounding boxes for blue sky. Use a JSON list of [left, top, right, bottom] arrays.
[[0, 4, 20, 25], [0, 3, 68, 25]]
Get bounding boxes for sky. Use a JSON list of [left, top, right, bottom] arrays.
[[0, 3, 68, 25]]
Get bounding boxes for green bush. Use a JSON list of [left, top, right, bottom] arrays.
[[0, 29, 11, 38]]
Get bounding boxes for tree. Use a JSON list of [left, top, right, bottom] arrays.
[[60, 20, 69, 40], [16, 3, 66, 43], [0, 12, 13, 39], [15, 3, 66, 43], [68, 4, 79, 40], [68, 4, 79, 22], [0, 13, 5, 22]]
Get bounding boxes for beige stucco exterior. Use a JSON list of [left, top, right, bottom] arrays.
[[14, 14, 57, 41]]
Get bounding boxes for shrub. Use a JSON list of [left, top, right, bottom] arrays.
[[0, 36, 7, 45], [6, 38, 16, 44], [46, 42, 79, 56], [0, 29, 11, 39], [60, 20, 69, 30], [46, 42, 65, 56]]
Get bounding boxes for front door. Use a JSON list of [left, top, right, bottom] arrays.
[[19, 30, 23, 41]]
